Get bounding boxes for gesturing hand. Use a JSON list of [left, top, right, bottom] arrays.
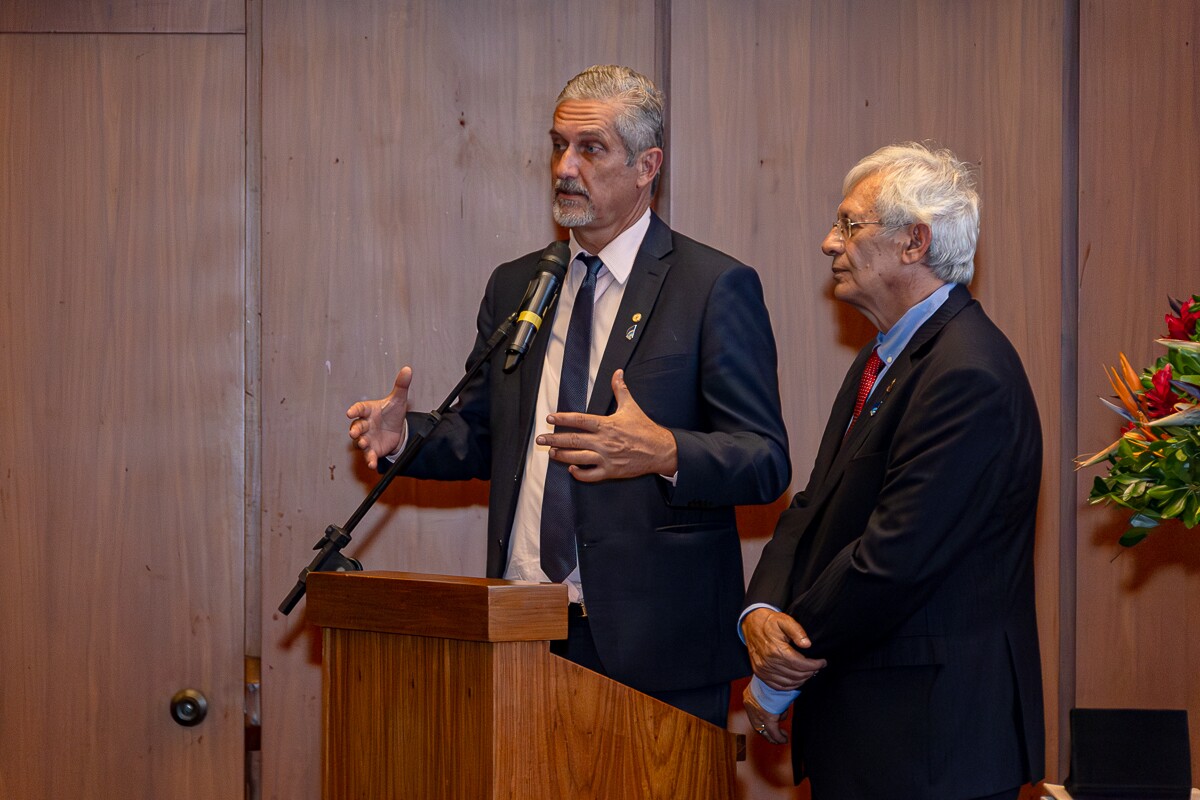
[[346, 367, 413, 470], [536, 369, 678, 481], [741, 608, 827, 691]]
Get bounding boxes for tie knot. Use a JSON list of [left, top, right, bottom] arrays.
[[578, 254, 604, 279], [864, 349, 884, 377]]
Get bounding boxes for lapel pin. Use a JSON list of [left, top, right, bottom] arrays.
[[632, 313, 642, 322], [626, 324, 637, 340], [869, 380, 895, 417]]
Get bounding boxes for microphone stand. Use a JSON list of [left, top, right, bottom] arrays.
[[278, 313, 517, 615]]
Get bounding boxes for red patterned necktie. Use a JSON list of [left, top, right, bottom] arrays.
[[850, 348, 885, 426]]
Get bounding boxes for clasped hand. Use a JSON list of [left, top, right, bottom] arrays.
[[744, 685, 790, 745], [741, 608, 826, 691], [740, 608, 826, 746], [536, 369, 677, 481]]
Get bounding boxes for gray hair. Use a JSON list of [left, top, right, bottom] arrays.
[[844, 142, 980, 284], [558, 65, 665, 190]]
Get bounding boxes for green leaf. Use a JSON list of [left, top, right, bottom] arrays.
[[1122, 481, 1150, 500], [1120, 528, 1150, 547], [1163, 493, 1189, 519], [1183, 495, 1200, 528]]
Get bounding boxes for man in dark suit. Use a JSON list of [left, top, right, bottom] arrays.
[[741, 143, 1044, 798], [347, 65, 789, 727]]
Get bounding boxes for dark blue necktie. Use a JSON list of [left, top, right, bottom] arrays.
[[540, 254, 604, 583]]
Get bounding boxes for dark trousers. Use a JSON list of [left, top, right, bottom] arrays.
[[549, 608, 731, 728]]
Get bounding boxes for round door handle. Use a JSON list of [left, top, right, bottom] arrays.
[[169, 689, 208, 727]]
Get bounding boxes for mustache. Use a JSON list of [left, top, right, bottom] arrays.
[[554, 178, 589, 198]]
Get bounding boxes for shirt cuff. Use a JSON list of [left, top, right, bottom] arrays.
[[750, 676, 800, 715], [384, 421, 410, 462]]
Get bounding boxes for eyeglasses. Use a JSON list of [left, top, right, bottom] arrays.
[[831, 218, 884, 242]]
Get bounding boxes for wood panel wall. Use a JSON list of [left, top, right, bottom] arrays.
[[1076, 0, 1200, 787], [260, 0, 1200, 796], [4, 1, 1199, 798], [0, 0, 243, 33], [0, 14, 247, 800]]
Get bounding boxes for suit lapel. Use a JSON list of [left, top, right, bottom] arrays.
[[805, 345, 873, 488], [587, 213, 673, 415], [808, 285, 974, 502], [841, 285, 972, 453]]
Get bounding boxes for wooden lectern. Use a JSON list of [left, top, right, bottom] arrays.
[[306, 571, 742, 799]]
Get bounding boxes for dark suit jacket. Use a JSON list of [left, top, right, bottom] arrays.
[[404, 212, 790, 693], [745, 285, 1044, 798]]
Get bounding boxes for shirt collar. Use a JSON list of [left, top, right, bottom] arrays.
[[875, 282, 955, 366], [567, 207, 651, 285]]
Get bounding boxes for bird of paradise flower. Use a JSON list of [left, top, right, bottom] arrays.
[[1078, 295, 1200, 546]]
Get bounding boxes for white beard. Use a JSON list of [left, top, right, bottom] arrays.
[[552, 196, 594, 227]]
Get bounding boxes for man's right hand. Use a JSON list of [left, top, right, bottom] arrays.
[[346, 367, 413, 470], [741, 607, 827, 691]]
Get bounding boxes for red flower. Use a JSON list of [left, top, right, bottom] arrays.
[[1142, 364, 1182, 419], [1165, 298, 1200, 341]]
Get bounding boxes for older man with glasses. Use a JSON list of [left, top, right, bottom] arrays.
[[741, 142, 1045, 800]]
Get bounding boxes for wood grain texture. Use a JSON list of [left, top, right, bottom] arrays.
[[317, 581, 737, 799], [0, 32, 245, 800], [1075, 0, 1200, 786], [0, 0, 243, 33], [306, 570, 568, 640], [669, 0, 1067, 792]]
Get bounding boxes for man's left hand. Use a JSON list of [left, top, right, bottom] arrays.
[[743, 685, 789, 745], [537, 369, 677, 481]]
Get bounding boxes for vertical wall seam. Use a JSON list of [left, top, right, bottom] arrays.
[[655, 0, 672, 225], [1058, 0, 1082, 780], [244, 0, 264, 666]]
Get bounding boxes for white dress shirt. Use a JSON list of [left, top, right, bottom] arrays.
[[502, 209, 652, 602]]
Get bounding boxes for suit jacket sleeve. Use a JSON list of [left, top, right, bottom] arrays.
[[666, 263, 791, 507]]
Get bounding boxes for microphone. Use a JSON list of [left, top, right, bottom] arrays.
[[503, 241, 570, 373]]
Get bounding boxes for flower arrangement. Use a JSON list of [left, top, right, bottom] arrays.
[[1079, 294, 1200, 546]]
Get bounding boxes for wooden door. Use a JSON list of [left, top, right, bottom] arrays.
[[0, 29, 247, 799]]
